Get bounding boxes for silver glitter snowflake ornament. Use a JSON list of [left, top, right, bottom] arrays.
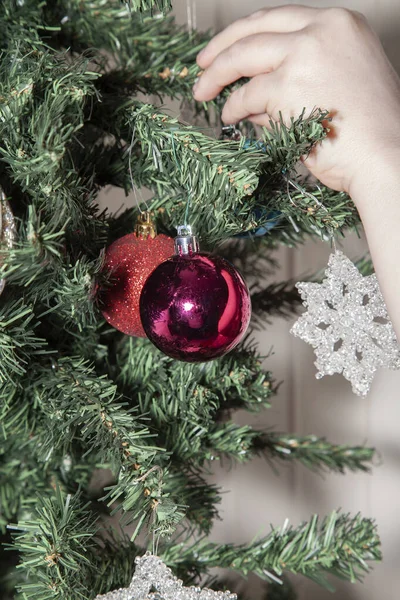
[[291, 251, 400, 396], [0, 188, 16, 295], [95, 553, 237, 600]]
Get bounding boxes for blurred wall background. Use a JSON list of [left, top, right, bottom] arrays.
[[97, 1, 400, 598]]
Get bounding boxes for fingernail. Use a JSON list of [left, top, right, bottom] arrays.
[[197, 48, 206, 60]]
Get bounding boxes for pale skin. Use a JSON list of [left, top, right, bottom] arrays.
[[193, 5, 400, 337]]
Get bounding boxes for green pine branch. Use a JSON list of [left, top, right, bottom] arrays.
[[218, 237, 281, 280], [204, 424, 374, 474], [205, 422, 260, 463], [0, 531, 23, 600], [48, 257, 103, 331], [9, 488, 98, 600], [0, 206, 65, 291], [10, 491, 381, 598], [6, 356, 187, 538], [163, 470, 221, 535], [257, 432, 374, 474], [260, 111, 329, 175], [0, 298, 48, 386], [0, 47, 100, 230], [0, 436, 48, 533], [103, 101, 262, 242], [103, 463, 187, 539], [116, 336, 373, 482], [26, 357, 154, 464], [139, 110, 330, 244], [52, 2, 207, 99], [1, 206, 105, 333], [117, 337, 274, 417], [259, 180, 360, 240], [165, 511, 381, 591], [204, 342, 275, 412]]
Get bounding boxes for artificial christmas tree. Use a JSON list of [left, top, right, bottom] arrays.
[[0, 1, 381, 599]]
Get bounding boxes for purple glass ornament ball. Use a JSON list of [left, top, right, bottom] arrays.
[[139, 252, 251, 362]]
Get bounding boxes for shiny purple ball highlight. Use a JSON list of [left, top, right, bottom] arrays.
[[139, 252, 251, 362]]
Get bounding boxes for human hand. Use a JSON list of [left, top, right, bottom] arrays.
[[193, 5, 400, 197]]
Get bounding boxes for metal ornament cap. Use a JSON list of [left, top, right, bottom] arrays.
[[134, 211, 157, 239], [174, 224, 199, 255], [139, 248, 251, 363]]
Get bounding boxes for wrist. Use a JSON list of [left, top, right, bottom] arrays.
[[349, 145, 400, 209]]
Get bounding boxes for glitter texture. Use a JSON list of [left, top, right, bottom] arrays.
[[0, 190, 16, 295], [140, 252, 251, 362], [95, 553, 237, 600], [101, 232, 174, 337], [291, 251, 400, 396]]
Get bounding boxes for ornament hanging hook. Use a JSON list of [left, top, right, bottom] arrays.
[[183, 0, 197, 226], [186, 0, 197, 36], [128, 125, 150, 215], [170, 132, 193, 227], [283, 169, 337, 242]]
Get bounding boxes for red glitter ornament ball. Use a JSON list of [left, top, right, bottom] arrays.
[[101, 214, 174, 337], [139, 226, 251, 362]]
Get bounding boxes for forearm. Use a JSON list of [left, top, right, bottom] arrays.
[[350, 151, 400, 338]]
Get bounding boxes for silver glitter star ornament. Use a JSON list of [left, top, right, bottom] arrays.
[[95, 553, 237, 600], [291, 251, 400, 396], [0, 188, 16, 295]]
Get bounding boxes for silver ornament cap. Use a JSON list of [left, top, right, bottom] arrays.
[[174, 225, 199, 256]]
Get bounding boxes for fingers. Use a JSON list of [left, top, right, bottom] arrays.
[[197, 5, 316, 69], [247, 113, 274, 128], [221, 72, 281, 124], [193, 32, 293, 102]]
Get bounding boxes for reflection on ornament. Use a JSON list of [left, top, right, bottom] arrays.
[[95, 553, 237, 600], [101, 213, 174, 337], [0, 189, 16, 295], [140, 226, 251, 362], [291, 250, 400, 396]]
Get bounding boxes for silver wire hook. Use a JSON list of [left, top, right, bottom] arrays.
[[186, 0, 197, 35], [128, 126, 150, 214], [283, 169, 337, 244]]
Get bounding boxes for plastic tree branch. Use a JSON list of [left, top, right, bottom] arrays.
[[165, 511, 381, 591], [10, 491, 380, 598]]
